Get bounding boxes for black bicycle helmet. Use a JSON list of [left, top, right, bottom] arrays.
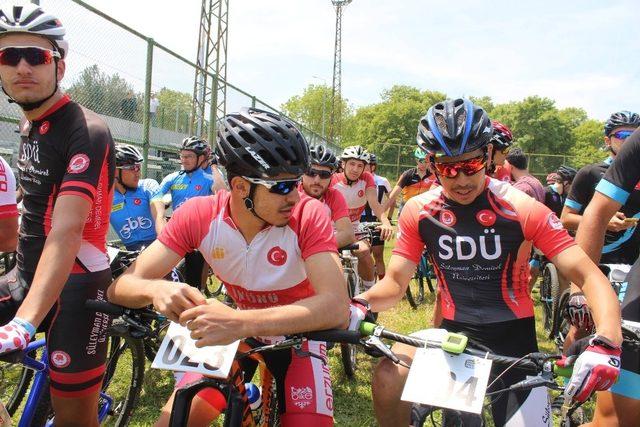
[[604, 111, 640, 136], [216, 108, 310, 179], [181, 136, 209, 156], [368, 153, 377, 164], [115, 144, 143, 167], [417, 98, 493, 157], [309, 144, 338, 170], [557, 165, 577, 183]]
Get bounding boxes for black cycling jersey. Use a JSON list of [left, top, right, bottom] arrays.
[[543, 185, 565, 217], [17, 95, 116, 274], [565, 157, 640, 264]]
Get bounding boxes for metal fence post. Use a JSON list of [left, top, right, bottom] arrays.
[[141, 38, 153, 177], [251, 96, 256, 108]]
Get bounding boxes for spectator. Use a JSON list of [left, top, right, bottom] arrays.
[[120, 91, 137, 121], [505, 148, 545, 202], [149, 93, 159, 126]]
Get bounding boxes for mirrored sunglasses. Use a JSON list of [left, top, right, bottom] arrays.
[[433, 155, 486, 179], [243, 176, 301, 195], [0, 46, 60, 67]]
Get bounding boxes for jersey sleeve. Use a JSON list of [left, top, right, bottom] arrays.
[[520, 198, 575, 259], [397, 170, 411, 188], [141, 179, 160, 199], [329, 189, 349, 222], [564, 165, 596, 211], [152, 173, 175, 201], [296, 197, 337, 259], [157, 196, 213, 256], [363, 172, 375, 189], [392, 198, 425, 264], [0, 157, 17, 218], [59, 120, 114, 203], [596, 129, 640, 205]]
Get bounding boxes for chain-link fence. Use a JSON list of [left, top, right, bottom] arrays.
[[0, 0, 335, 180]]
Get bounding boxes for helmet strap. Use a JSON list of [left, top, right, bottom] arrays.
[[243, 183, 269, 224]]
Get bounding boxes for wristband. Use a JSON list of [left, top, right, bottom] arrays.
[[13, 317, 36, 338], [589, 334, 621, 351]]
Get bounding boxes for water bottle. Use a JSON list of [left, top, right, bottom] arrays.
[[245, 382, 263, 422]]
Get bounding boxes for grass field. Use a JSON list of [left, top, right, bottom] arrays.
[[6, 243, 591, 426]]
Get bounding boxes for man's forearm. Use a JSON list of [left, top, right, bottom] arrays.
[[15, 228, 82, 326], [575, 212, 608, 263], [336, 229, 356, 248], [560, 211, 581, 231], [241, 293, 348, 337], [108, 275, 174, 308], [358, 276, 407, 312]]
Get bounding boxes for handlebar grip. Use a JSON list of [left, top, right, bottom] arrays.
[[304, 329, 362, 345], [85, 299, 126, 316], [360, 321, 377, 336]]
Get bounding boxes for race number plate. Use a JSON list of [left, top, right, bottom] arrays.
[[401, 348, 492, 414], [151, 322, 239, 378]]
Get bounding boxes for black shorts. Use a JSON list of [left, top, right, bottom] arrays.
[[0, 267, 112, 397], [361, 215, 384, 247], [440, 317, 542, 426]]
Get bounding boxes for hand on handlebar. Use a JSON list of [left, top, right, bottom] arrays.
[[377, 222, 395, 241], [561, 335, 621, 402], [0, 318, 34, 355]]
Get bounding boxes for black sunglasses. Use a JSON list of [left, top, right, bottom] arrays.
[[0, 46, 60, 67], [242, 176, 301, 195], [305, 168, 333, 179]]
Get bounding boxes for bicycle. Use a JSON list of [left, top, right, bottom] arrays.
[[0, 300, 156, 426], [406, 249, 435, 310]]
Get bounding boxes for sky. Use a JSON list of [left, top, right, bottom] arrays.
[[44, 0, 640, 120]]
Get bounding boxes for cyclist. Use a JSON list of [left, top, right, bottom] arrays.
[[545, 165, 576, 218], [332, 145, 394, 291], [353, 98, 622, 427], [110, 144, 165, 251], [300, 144, 355, 248], [0, 155, 18, 251], [384, 147, 436, 214], [506, 147, 546, 202], [0, 4, 115, 425], [362, 152, 391, 279], [564, 116, 640, 427], [107, 108, 349, 426], [488, 119, 513, 182], [152, 136, 215, 288]]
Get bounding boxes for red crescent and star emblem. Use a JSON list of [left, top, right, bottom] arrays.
[[476, 209, 497, 227], [39, 121, 50, 135], [267, 246, 287, 266], [195, 184, 202, 191], [134, 198, 141, 205], [357, 189, 364, 197], [51, 350, 71, 368], [440, 209, 456, 227], [67, 154, 90, 174]]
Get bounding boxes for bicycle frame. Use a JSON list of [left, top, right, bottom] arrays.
[[7, 337, 116, 427]]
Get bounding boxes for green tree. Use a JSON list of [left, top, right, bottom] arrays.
[[65, 64, 135, 118], [470, 95, 495, 115], [155, 88, 193, 133], [280, 84, 349, 141], [346, 85, 446, 178], [570, 119, 607, 168]]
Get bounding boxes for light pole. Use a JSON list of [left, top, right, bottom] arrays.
[[312, 75, 328, 140]]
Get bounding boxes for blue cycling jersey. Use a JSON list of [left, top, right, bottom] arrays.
[[153, 168, 214, 211], [110, 179, 159, 249]]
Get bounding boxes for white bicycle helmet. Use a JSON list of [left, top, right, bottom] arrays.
[[341, 145, 369, 163], [0, 3, 68, 58]]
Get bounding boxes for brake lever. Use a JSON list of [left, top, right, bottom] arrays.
[[364, 336, 410, 369]]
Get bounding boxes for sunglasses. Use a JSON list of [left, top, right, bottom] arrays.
[[610, 130, 634, 140], [119, 164, 141, 172], [305, 168, 333, 179], [0, 46, 60, 67], [433, 155, 486, 179], [243, 176, 301, 195]]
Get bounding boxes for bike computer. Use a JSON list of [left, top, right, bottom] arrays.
[[441, 333, 468, 354]]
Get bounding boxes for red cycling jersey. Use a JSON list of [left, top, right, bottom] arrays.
[[493, 163, 512, 182], [0, 156, 18, 219], [298, 184, 349, 223], [331, 171, 375, 222], [394, 177, 575, 323], [158, 190, 337, 423]]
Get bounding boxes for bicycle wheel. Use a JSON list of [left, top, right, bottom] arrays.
[[546, 264, 563, 339], [553, 290, 571, 352], [100, 322, 146, 426], [406, 281, 418, 310], [143, 317, 170, 362], [540, 263, 557, 336], [0, 358, 33, 415], [340, 272, 359, 378]]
